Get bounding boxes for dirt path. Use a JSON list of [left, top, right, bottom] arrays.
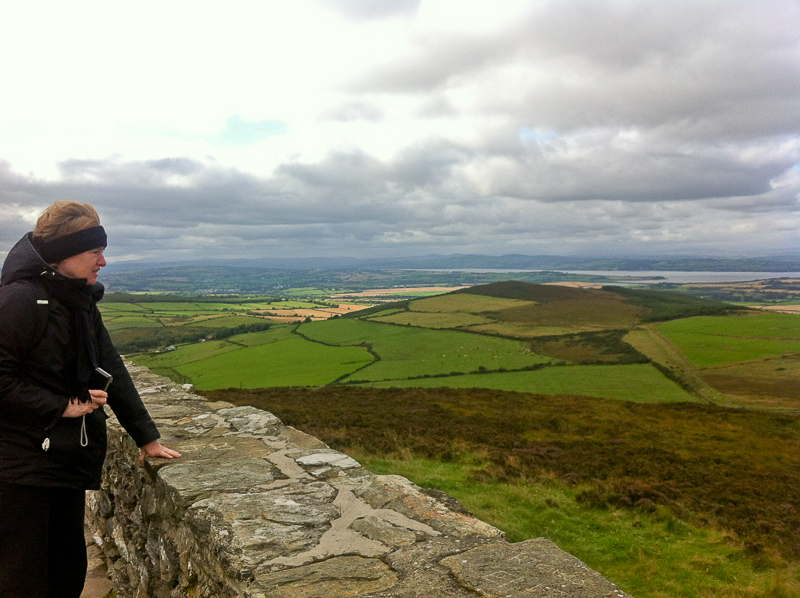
[[82, 530, 113, 598], [624, 325, 724, 404], [751, 304, 800, 314]]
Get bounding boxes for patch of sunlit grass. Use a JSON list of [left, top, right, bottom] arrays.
[[354, 454, 800, 598]]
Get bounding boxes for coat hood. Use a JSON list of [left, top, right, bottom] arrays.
[[1, 233, 54, 286], [1, 233, 105, 300]]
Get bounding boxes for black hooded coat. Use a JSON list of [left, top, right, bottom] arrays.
[[0, 233, 160, 489]]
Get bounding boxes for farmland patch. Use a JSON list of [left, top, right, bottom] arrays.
[[658, 312, 800, 340], [137, 302, 234, 312], [409, 293, 533, 313], [332, 286, 469, 299], [527, 330, 649, 364], [363, 364, 696, 403], [492, 297, 644, 330], [228, 326, 296, 347], [299, 319, 553, 382], [369, 310, 493, 328], [469, 322, 580, 338], [175, 337, 373, 389], [132, 339, 242, 369], [656, 314, 800, 367], [701, 355, 800, 409], [105, 327, 164, 347], [185, 315, 269, 328], [105, 318, 164, 331], [112, 284, 792, 408], [98, 302, 152, 313]]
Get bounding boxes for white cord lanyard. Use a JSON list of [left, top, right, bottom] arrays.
[[80, 414, 88, 447]]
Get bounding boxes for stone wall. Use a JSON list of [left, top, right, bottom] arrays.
[[85, 363, 632, 597]]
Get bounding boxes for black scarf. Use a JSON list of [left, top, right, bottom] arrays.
[[41, 276, 103, 402]]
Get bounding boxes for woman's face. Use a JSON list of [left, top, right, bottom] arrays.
[[56, 247, 107, 285]]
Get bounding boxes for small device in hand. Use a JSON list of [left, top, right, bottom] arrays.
[[91, 367, 113, 392], [78, 368, 113, 403]]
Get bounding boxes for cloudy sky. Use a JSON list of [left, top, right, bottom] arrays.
[[1, 0, 798, 262]]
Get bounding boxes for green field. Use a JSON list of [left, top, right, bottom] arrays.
[[122, 283, 796, 407], [118, 281, 800, 597], [101, 302, 152, 313], [365, 363, 696, 403], [105, 317, 164, 329], [133, 326, 373, 389], [370, 310, 494, 328], [228, 327, 295, 347], [99, 295, 284, 353], [657, 313, 800, 367], [403, 293, 534, 313], [184, 315, 265, 328], [177, 337, 372, 389], [657, 312, 800, 340], [133, 339, 244, 369], [298, 318, 553, 382]]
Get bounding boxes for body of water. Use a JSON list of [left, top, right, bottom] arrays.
[[414, 269, 800, 284], [562, 270, 800, 284]]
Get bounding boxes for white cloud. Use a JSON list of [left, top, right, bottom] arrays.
[[0, 0, 798, 261]]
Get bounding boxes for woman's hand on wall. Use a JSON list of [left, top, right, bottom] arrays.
[[139, 440, 181, 464]]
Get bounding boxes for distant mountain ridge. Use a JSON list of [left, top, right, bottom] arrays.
[[101, 253, 800, 274]]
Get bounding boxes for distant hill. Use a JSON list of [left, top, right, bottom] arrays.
[[360, 254, 800, 272], [98, 253, 800, 273], [455, 281, 744, 322], [454, 280, 595, 302]]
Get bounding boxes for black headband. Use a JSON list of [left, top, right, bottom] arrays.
[[35, 226, 108, 264]]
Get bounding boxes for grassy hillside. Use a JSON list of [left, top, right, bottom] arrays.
[[120, 282, 800, 596], [124, 282, 797, 408], [100, 292, 366, 353], [455, 280, 743, 321], [362, 364, 695, 403], [625, 312, 800, 409], [297, 318, 554, 383], [206, 385, 800, 598], [133, 325, 373, 389]]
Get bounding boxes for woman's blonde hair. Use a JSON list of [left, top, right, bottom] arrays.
[[33, 200, 101, 242]]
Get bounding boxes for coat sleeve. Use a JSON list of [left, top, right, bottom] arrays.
[[0, 283, 69, 429], [94, 308, 160, 447]]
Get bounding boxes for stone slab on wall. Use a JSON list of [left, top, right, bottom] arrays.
[[85, 363, 632, 598]]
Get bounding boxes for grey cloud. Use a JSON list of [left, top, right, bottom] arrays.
[[463, 197, 797, 256], [348, 32, 511, 93], [393, 139, 472, 189], [1, 139, 797, 261], [59, 157, 205, 185], [0, 161, 43, 210], [319, 0, 420, 20], [347, 0, 800, 141], [147, 158, 205, 175], [478, 142, 798, 203], [277, 151, 391, 193], [318, 100, 385, 123], [515, 0, 719, 68], [414, 95, 460, 118], [2, 154, 425, 235]]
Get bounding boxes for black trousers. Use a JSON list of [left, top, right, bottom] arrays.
[[0, 480, 87, 598]]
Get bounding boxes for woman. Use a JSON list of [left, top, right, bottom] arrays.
[[0, 200, 180, 597]]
